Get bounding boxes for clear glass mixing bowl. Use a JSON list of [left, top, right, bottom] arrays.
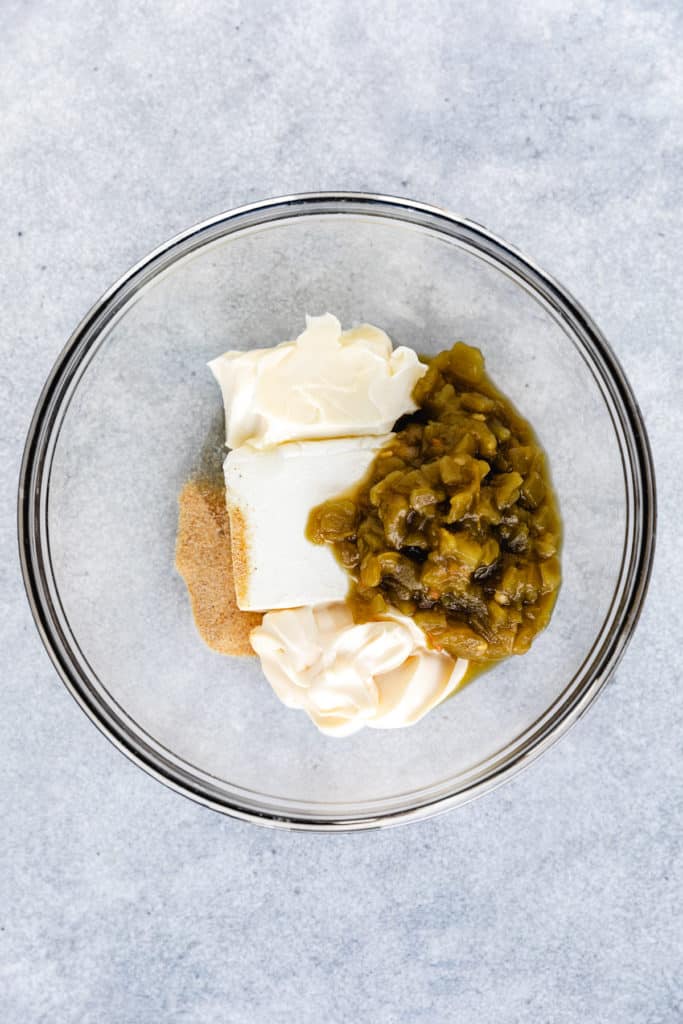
[[18, 194, 656, 830]]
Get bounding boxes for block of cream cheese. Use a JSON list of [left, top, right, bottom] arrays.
[[224, 435, 392, 611], [209, 313, 426, 450]]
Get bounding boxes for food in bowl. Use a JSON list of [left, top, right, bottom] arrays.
[[308, 340, 562, 661], [176, 313, 561, 736]]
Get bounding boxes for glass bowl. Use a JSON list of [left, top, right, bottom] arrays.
[[18, 193, 656, 831]]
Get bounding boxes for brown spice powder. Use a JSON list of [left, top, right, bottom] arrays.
[[175, 478, 261, 656], [227, 504, 250, 610]]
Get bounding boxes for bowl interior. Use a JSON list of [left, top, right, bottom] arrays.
[[41, 205, 631, 823]]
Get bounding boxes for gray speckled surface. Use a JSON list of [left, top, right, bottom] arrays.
[[1, 2, 681, 1021]]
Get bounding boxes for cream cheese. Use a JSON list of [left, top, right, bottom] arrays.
[[223, 436, 391, 611]]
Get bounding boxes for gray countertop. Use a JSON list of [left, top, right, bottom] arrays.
[[1, 2, 681, 1021]]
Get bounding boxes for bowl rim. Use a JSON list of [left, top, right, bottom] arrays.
[[17, 191, 657, 831]]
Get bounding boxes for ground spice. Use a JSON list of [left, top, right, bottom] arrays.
[[175, 478, 261, 656]]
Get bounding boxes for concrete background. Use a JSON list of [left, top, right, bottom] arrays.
[[1, 2, 681, 1021]]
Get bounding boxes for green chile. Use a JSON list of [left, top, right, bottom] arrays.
[[307, 342, 562, 662]]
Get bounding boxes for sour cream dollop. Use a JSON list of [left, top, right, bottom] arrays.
[[208, 313, 426, 450], [250, 603, 467, 737]]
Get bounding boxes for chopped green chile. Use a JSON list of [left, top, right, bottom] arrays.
[[307, 342, 562, 662]]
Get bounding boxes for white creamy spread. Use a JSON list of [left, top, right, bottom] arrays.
[[223, 435, 392, 611], [208, 313, 426, 450], [250, 603, 468, 737]]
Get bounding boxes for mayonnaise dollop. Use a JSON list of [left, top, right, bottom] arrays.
[[209, 313, 426, 450], [250, 603, 468, 737]]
